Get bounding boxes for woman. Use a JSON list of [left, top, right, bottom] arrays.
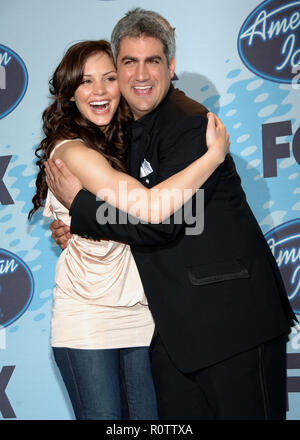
[[29, 40, 229, 420]]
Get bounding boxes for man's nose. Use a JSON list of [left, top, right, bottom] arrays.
[[135, 63, 150, 82]]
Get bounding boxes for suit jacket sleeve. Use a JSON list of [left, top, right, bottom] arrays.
[[70, 114, 222, 245]]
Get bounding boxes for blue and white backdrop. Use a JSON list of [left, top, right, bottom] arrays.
[[1, 0, 299, 420]]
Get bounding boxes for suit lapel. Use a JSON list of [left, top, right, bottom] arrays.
[[131, 130, 152, 179], [128, 86, 173, 179]]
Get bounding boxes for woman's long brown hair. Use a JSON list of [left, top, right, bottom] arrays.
[[28, 40, 133, 220]]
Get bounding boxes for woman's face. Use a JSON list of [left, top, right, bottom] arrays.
[[72, 52, 121, 129]]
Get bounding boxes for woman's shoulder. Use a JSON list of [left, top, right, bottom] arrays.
[[51, 138, 108, 170], [51, 138, 87, 160]]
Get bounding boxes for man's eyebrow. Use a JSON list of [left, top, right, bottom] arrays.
[[120, 55, 163, 62], [120, 56, 138, 63], [145, 55, 163, 61]]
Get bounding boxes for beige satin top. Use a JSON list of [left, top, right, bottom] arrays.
[[43, 140, 154, 349]]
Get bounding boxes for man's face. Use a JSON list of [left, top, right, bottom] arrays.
[[116, 36, 175, 120]]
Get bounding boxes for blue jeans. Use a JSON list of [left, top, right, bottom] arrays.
[[52, 346, 158, 420]]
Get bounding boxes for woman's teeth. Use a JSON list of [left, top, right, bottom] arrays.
[[89, 101, 110, 110]]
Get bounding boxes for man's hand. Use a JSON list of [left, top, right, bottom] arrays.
[[50, 219, 72, 250], [45, 158, 83, 210]]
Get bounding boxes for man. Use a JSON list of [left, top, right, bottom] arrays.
[[46, 8, 295, 419]]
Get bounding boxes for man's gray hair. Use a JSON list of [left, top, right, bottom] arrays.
[[111, 8, 176, 64]]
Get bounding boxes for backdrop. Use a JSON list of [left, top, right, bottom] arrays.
[[1, 0, 299, 420]]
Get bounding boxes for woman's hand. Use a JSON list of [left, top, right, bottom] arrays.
[[206, 112, 230, 163]]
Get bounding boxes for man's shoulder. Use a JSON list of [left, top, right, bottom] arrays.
[[154, 87, 208, 133], [167, 87, 208, 117]]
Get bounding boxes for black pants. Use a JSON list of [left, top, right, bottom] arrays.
[[150, 333, 287, 420]]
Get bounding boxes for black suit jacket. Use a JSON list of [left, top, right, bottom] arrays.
[[70, 86, 295, 372]]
